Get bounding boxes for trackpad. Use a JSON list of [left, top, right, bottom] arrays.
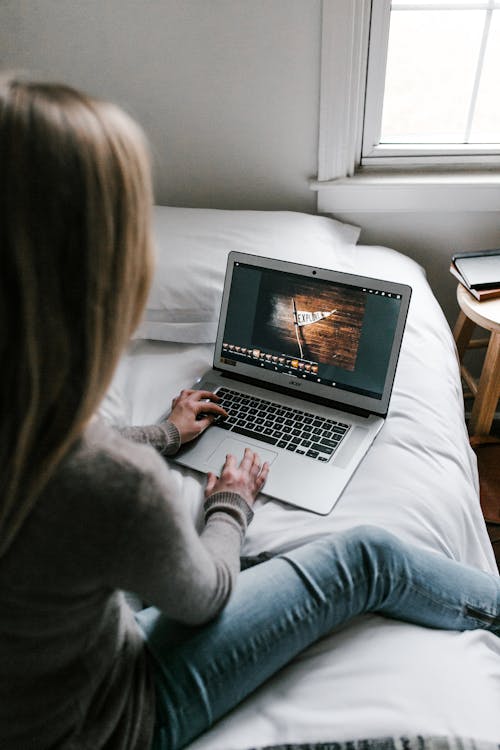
[[207, 438, 278, 475]]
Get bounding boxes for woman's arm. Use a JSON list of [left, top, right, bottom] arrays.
[[118, 421, 181, 455], [106, 477, 247, 624], [104, 445, 267, 625], [116, 389, 227, 455]]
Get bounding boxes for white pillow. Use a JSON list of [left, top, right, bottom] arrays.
[[134, 207, 360, 344]]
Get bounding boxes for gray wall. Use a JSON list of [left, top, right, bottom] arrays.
[[2, 0, 499, 325], [0, 0, 321, 211]]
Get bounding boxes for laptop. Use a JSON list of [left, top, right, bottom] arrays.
[[169, 252, 411, 514]]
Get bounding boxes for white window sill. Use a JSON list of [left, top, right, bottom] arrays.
[[310, 171, 500, 213]]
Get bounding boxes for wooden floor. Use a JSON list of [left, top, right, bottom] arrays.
[[467, 406, 500, 572]]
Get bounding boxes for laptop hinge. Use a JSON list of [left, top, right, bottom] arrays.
[[218, 370, 375, 419]]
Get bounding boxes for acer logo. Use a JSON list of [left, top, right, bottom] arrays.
[[288, 380, 302, 387]]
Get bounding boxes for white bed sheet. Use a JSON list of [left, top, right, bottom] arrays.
[[102, 245, 500, 748]]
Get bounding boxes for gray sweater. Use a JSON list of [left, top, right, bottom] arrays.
[[0, 418, 251, 750]]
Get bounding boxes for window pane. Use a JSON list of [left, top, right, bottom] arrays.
[[381, 10, 485, 143], [469, 10, 500, 142]]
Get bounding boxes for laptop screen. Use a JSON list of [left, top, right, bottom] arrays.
[[214, 253, 411, 416]]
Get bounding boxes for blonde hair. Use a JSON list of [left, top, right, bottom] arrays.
[[0, 75, 154, 556]]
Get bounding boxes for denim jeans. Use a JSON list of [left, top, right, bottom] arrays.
[[135, 525, 500, 750]]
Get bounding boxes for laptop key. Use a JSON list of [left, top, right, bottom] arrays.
[[231, 425, 279, 446], [332, 425, 348, 435], [311, 443, 333, 455], [321, 437, 342, 449]]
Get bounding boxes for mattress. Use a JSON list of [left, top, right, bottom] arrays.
[[101, 241, 500, 749]]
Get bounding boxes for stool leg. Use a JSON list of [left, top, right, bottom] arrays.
[[469, 332, 500, 436], [453, 310, 475, 362]]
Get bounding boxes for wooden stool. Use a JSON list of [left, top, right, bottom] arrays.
[[453, 284, 500, 436]]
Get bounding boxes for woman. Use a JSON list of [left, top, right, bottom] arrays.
[[0, 75, 499, 750]]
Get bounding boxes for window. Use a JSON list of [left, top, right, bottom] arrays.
[[314, 0, 500, 213], [363, 0, 500, 167]]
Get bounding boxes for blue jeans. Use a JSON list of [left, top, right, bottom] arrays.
[[135, 525, 500, 750]]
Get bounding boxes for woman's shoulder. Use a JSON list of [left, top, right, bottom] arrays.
[[83, 417, 164, 471]]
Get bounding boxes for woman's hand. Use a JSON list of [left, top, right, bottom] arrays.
[[205, 448, 269, 507], [167, 389, 227, 445]]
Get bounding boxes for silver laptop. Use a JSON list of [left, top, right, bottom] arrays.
[[170, 252, 411, 514]]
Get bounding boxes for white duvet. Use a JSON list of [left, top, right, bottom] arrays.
[[102, 243, 500, 748]]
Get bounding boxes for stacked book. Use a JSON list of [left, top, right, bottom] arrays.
[[450, 249, 500, 301]]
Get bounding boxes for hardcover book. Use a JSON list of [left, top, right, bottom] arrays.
[[450, 249, 500, 301]]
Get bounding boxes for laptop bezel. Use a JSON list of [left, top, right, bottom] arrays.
[[213, 252, 411, 417]]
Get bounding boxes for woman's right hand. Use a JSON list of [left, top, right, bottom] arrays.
[[204, 448, 269, 508]]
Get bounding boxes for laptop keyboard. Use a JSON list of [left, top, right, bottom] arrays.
[[215, 387, 350, 462]]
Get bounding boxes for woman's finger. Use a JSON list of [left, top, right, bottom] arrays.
[[223, 453, 236, 470], [205, 472, 218, 496], [239, 447, 255, 472], [193, 402, 227, 419], [258, 462, 270, 487], [192, 390, 221, 403], [250, 452, 262, 475]]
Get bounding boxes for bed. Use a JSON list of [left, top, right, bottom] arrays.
[[101, 206, 500, 750]]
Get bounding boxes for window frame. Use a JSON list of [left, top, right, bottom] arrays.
[[312, 0, 500, 213], [362, 0, 500, 168]]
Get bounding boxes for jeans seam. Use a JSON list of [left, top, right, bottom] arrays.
[[393, 577, 500, 630], [397, 578, 463, 616], [463, 603, 500, 626]]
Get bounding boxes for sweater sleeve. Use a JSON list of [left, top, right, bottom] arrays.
[[105, 464, 253, 625], [117, 421, 181, 456]]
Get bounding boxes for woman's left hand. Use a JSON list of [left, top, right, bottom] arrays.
[[166, 389, 227, 445]]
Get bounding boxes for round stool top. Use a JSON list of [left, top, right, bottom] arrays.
[[456, 284, 500, 333]]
